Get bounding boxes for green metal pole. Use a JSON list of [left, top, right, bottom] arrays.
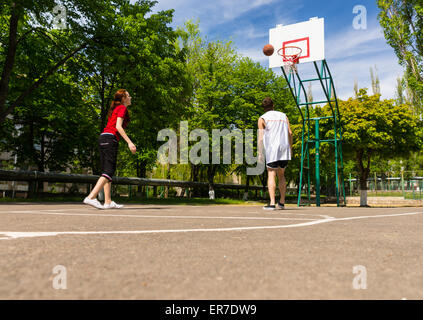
[[413, 181, 415, 200], [315, 119, 320, 207], [298, 124, 306, 206], [349, 173, 353, 197]]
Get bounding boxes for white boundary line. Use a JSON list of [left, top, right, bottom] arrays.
[[0, 211, 422, 240], [4, 208, 327, 218], [1, 210, 322, 221]]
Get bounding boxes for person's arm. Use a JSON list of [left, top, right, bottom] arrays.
[[286, 117, 293, 156], [258, 117, 266, 162], [116, 117, 136, 154]]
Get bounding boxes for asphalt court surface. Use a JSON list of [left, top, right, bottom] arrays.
[[1, 203, 423, 299]]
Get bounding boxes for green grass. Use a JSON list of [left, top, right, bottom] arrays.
[[352, 191, 423, 200]]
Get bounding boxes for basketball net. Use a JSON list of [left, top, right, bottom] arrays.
[[278, 46, 302, 75]]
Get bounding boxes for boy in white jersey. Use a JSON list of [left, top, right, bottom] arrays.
[[258, 97, 293, 210]]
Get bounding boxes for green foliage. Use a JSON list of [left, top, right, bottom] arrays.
[[1, 71, 97, 172], [378, 0, 423, 114], [176, 21, 296, 186], [318, 88, 422, 189], [1, 1, 190, 176]]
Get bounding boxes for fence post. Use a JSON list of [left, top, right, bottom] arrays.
[[374, 172, 377, 194], [381, 176, 384, 194], [412, 181, 415, 200], [401, 168, 405, 198], [28, 181, 36, 198]]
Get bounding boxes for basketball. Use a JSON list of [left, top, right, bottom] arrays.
[[263, 44, 274, 56]]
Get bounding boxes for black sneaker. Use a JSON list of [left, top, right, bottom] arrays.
[[263, 204, 276, 211], [277, 202, 285, 210]]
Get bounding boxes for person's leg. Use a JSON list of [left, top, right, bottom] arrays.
[[277, 167, 286, 204], [267, 168, 277, 205], [87, 177, 109, 200], [104, 181, 112, 205], [103, 142, 118, 206]]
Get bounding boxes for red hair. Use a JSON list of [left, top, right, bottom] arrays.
[[107, 89, 128, 119]]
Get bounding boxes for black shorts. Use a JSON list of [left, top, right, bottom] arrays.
[[266, 160, 289, 169], [99, 134, 118, 182]]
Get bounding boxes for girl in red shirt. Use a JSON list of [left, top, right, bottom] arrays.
[[83, 89, 136, 209]]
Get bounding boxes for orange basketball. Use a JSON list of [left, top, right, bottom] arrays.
[[263, 44, 274, 56]]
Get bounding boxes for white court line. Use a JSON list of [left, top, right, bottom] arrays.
[[2, 210, 319, 221], [0, 211, 422, 240], [4, 208, 332, 219]]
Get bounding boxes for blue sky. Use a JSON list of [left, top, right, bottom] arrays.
[[149, 0, 403, 100]]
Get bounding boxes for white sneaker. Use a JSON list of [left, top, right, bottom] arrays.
[[103, 201, 124, 209], [83, 197, 104, 209]]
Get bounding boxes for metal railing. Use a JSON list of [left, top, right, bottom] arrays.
[[0, 169, 265, 198]]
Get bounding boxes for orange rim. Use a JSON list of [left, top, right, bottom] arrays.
[[277, 46, 302, 64]]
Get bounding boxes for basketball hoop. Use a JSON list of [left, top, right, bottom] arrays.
[[278, 46, 302, 74]]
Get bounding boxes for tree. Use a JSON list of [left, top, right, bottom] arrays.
[[395, 76, 405, 105], [319, 89, 422, 206], [178, 21, 297, 197], [75, 1, 191, 179], [0, 0, 191, 184], [378, 0, 423, 114], [229, 58, 297, 198], [0, 0, 139, 124], [370, 65, 381, 95], [354, 79, 359, 98], [0, 72, 96, 174]]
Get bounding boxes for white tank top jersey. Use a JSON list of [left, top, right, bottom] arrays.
[[260, 110, 291, 164]]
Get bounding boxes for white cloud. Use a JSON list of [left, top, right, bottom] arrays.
[[220, 0, 276, 21], [328, 52, 403, 100], [239, 48, 268, 64], [326, 25, 386, 60], [150, 0, 279, 32], [233, 25, 269, 41]]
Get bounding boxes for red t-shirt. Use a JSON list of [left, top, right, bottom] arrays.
[[102, 105, 130, 141]]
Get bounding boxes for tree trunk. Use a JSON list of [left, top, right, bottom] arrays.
[[207, 165, 216, 199], [37, 133, 46, 193], [137, 159, 147, 195], [357, 149, 371, 207], [0, 2, 20, 119], [243, 175, 250, 201], [100, 66, 106, 131], [164, 163, 170, 198], [191, 164, 200, 197]]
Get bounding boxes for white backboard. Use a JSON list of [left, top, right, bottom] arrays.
[[269, 18, 325, 68]]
